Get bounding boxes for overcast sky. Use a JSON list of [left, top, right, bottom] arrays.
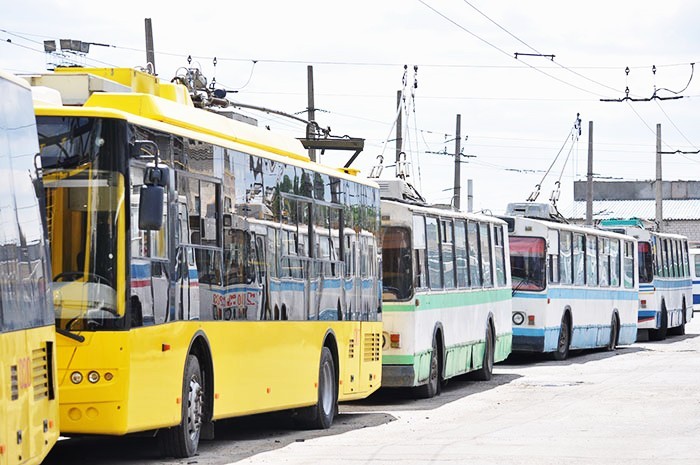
[[3, 0, 700, 214]]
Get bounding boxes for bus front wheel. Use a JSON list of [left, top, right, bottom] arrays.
[[159, 354, 204, 458], [295, 347, 336, 429]]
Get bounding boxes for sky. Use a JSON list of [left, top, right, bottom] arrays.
[[3, 0, 700, 215]]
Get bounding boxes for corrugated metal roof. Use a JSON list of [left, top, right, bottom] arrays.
[[565, 200, 700, 220]]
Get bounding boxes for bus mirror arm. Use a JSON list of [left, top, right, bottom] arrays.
[[56, 327, 85, 343]]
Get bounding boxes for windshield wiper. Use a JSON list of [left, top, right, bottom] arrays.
[[56, 327, 85, 343]]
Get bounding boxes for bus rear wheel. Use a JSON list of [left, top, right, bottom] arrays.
[[553, 316, 570, 361], [159, 354, 204, 458], [607, 314, 619, 351], [295, 347, 336, 429], [470, 326, 494, 381], [649, 308, 668, 341], [669, 302, 687, 336]]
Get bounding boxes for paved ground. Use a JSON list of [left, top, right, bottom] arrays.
[[44, 316, 700, 465]]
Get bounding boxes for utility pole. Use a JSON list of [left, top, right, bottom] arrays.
[[395, 90, 402, 165], [585, 121, 594, 225], [144, 18, 156, 74], [467, 179, 473, 212], [453, 114, 462, 210], [307, 65, 317, 162], [655, 123, 663, 231]]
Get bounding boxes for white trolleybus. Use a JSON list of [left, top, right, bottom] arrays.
[[379, 179, 512, 398], [690, 246, 700, 312], [503, 203, 638, 360], [599, 219, 693, 339]]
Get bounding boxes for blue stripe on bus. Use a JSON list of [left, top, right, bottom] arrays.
[[650, 279, 693, 290], [694, 295, 700, 305], [131, 263, 150, 279], [513, 287, 637, 301]]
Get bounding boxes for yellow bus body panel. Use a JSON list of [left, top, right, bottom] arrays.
[[56, 321, 381, 435], [0, 326, 59, 465]]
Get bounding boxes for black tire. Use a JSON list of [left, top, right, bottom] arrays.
[[415, 337, 440, 398], [471, 326, 494, 381], [295, 347, 337, 429], [553, 316, 570, 361], [159, 354, 204, 458], [607, 315, 619, 351], [649, 308, 668, 341]]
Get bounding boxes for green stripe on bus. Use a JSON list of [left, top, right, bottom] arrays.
[[383, 287, 511, 312], [382, 354, 417, 365]]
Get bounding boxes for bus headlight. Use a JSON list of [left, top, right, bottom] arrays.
[[70, 371, 83, 384], [512, 312, 525, 326], [87, 371, 100, 383]]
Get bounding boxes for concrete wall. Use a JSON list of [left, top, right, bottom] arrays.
[[573, 180, 700, 201]]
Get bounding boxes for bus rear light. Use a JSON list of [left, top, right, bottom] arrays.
[[390, 333, 400, 349], [104, 372, 113, 381], [0, 444, 4, 455], [70, 371, 83, 384], [528, 315, 535, 325], [640, 300, 647, 308], [87, 371, 100, 383]]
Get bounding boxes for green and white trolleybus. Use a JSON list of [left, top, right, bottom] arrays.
[[379, 179, 512, 398]]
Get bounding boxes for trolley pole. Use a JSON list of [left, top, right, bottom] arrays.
[[395, 90, 402, 165], [144, 18, 156, 74]]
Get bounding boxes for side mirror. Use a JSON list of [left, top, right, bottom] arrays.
[[138, 166, 169, 231], [139, 185, 164, 230]]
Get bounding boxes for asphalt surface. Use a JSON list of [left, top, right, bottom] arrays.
[[44, 316, 700, 465]]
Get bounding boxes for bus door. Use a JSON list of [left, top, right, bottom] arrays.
[[176, 197, 199, 320], [344, 233, 359, 320], [253, 233, 269, 320]]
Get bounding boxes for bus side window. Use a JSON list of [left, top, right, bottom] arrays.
[[425, 217, 442, 289], [610, 239, 620, 287], [573, 233, 585, 286], [467, 221, 481, 288], [559, 231, 573, 284], [479, 223, 492, 288], [624, 241, 635, 289], [454, 220, 468, 288], [586, 235, 598, 286]]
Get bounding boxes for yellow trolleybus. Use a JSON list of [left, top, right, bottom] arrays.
[[27, 67, 381, 458], [0, 69, 58, 465]]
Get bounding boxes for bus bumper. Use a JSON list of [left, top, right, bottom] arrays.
[[381, 364, 416, 387], [512, 328, 546, 353]]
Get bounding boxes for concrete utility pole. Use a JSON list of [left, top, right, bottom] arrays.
[[307, 65, 317, 162], [453, 114, 462, 210], [395, 90, 402, 165], [656, 123, 663, 231], [467, 179, 473, 212], [144, 18, 156, 74], [586, 121, 594, 225]]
